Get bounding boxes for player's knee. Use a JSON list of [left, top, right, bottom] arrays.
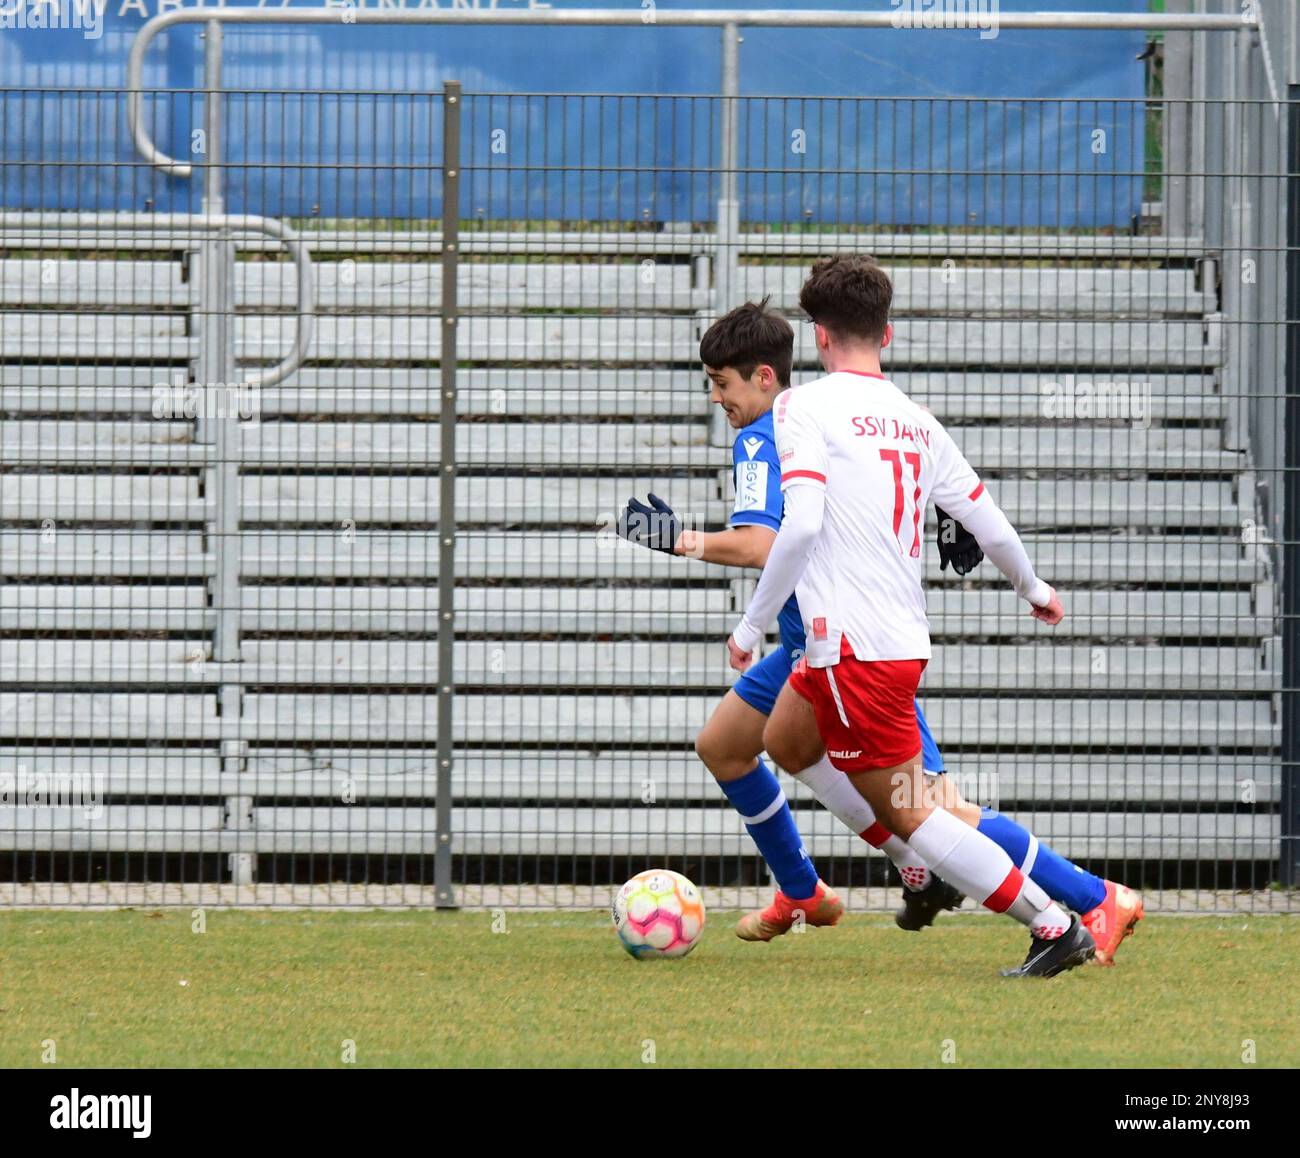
[[693, 727, 717, 771], [880, 806, 925, 841], [695, 726, 744, 780], [872, 765, 940, 839], [760, 718, 785, 766], [760, 713, 810, 771]]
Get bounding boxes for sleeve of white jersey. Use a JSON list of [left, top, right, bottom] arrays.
[[773, 388, 828, 491], [929, 422, 1052, 608], [927, 421, 988, 521]]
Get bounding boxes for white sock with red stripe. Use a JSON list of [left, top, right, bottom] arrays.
[[907, 808, 1071, 937], [791, 756, 932, 891]]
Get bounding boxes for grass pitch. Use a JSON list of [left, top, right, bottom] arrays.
[[1, 908, 1297, 1068]]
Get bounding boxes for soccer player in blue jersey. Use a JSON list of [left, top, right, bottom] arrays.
[[618, 298, 1143, 965]]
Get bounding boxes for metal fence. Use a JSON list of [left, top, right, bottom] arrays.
[[0, 7, 1295, 914]]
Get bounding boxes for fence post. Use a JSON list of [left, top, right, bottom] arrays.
[[192, 21, 252, 886], [1163, 1, 1192, 237], [710, 23, 742, 449], [1282, 88, 1300, 887], [1217, 28, 1251, 454], [715, 22, 740, 315], [436, 81, 462, 909]]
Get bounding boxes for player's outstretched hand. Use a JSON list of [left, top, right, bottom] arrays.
[[1030, 586, 1064, 625], [726, 635, 754, 672], [935, 505, 984, 575], [617, 493, 681, 554]]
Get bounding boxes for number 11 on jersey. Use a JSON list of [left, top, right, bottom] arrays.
[[880, 448, 922, 557]]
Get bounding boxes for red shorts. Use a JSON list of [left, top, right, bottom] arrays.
[[787, 639, 926, 772]]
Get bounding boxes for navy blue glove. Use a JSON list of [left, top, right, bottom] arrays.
[[935, 505, 984, 575], [618, 493, 681, 554]]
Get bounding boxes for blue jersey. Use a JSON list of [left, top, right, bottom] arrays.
[[730, 412, 806, 655]]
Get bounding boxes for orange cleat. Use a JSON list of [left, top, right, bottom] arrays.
[[735, 880, 844, 942], [1080, 880, 1144, 966]]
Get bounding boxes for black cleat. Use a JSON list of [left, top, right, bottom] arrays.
[[1000, 915, 1096, 978], [895, 876, 965, 931]]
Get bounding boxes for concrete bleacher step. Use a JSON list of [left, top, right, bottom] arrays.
[[237, 641, 1279, 694], [0, 531, 208, 578], [0, 638, 1274, 694], [0, 313, 1223, 368], [239, 476, 1246, 530], [0, 583, 1271, 640], [0, 367, 1228, 423], [227, 422, 1240, 473], [240, 529, 1267, 586], [0, 804, 1275, 860], [0, 691, 1275, 748], [0, 473, 208, 521], [0, 258, 1211, 317], [0, 528, 1266, 587], [0, 259, 1211, 317], [0, 585, 212, 631], [0, 419, 1241, 473], [0, 747, 1274, 806], [239, 585, 1273, 639], [449, 806, 1278, 863]]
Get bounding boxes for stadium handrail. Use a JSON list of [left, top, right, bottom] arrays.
[[0, 211, 315, 389], [125, 6, 1261, 182]]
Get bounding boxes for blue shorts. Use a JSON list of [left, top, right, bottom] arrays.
[[733, 646, 945, 774]]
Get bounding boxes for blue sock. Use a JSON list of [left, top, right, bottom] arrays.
[[720, 761, 820, 900], [977, 809, 1107, 914]]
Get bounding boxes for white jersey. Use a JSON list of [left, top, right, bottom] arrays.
[[774, 370, 993, 666]]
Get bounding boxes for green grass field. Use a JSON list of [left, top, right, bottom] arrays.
[[1, 909, 1297, 1068]]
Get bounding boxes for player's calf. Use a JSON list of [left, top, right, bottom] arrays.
[[850, 763, 1087, 973]]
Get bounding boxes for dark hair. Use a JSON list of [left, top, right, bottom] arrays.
[[798, 255, 893, 344], [699, 297, 794, 387]]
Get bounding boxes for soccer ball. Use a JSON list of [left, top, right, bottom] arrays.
[[612, 869, 706, 959]]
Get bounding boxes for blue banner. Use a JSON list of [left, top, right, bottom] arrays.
[[0, 0, 1148, 226]]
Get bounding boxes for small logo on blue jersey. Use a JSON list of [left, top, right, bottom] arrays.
[[742, 436, 764, 460]]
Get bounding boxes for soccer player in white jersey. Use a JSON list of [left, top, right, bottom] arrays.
[[729, 256, 1100, 976]]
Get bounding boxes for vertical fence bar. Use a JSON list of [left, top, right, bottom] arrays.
[[436, 81, 462, 909]]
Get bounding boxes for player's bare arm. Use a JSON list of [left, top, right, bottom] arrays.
[[677, 521, 775, 567]]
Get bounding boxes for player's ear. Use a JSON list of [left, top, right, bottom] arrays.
[[881, 322, 893, 350]]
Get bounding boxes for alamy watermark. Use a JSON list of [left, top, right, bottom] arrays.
[[0, 0, 105, 40], [0, 769, 104, 819], [152, 381, 261, 426], [1042, 380, 1152, 428], [890, 769, 1001, 812], [891, 0, 1000, 41]]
